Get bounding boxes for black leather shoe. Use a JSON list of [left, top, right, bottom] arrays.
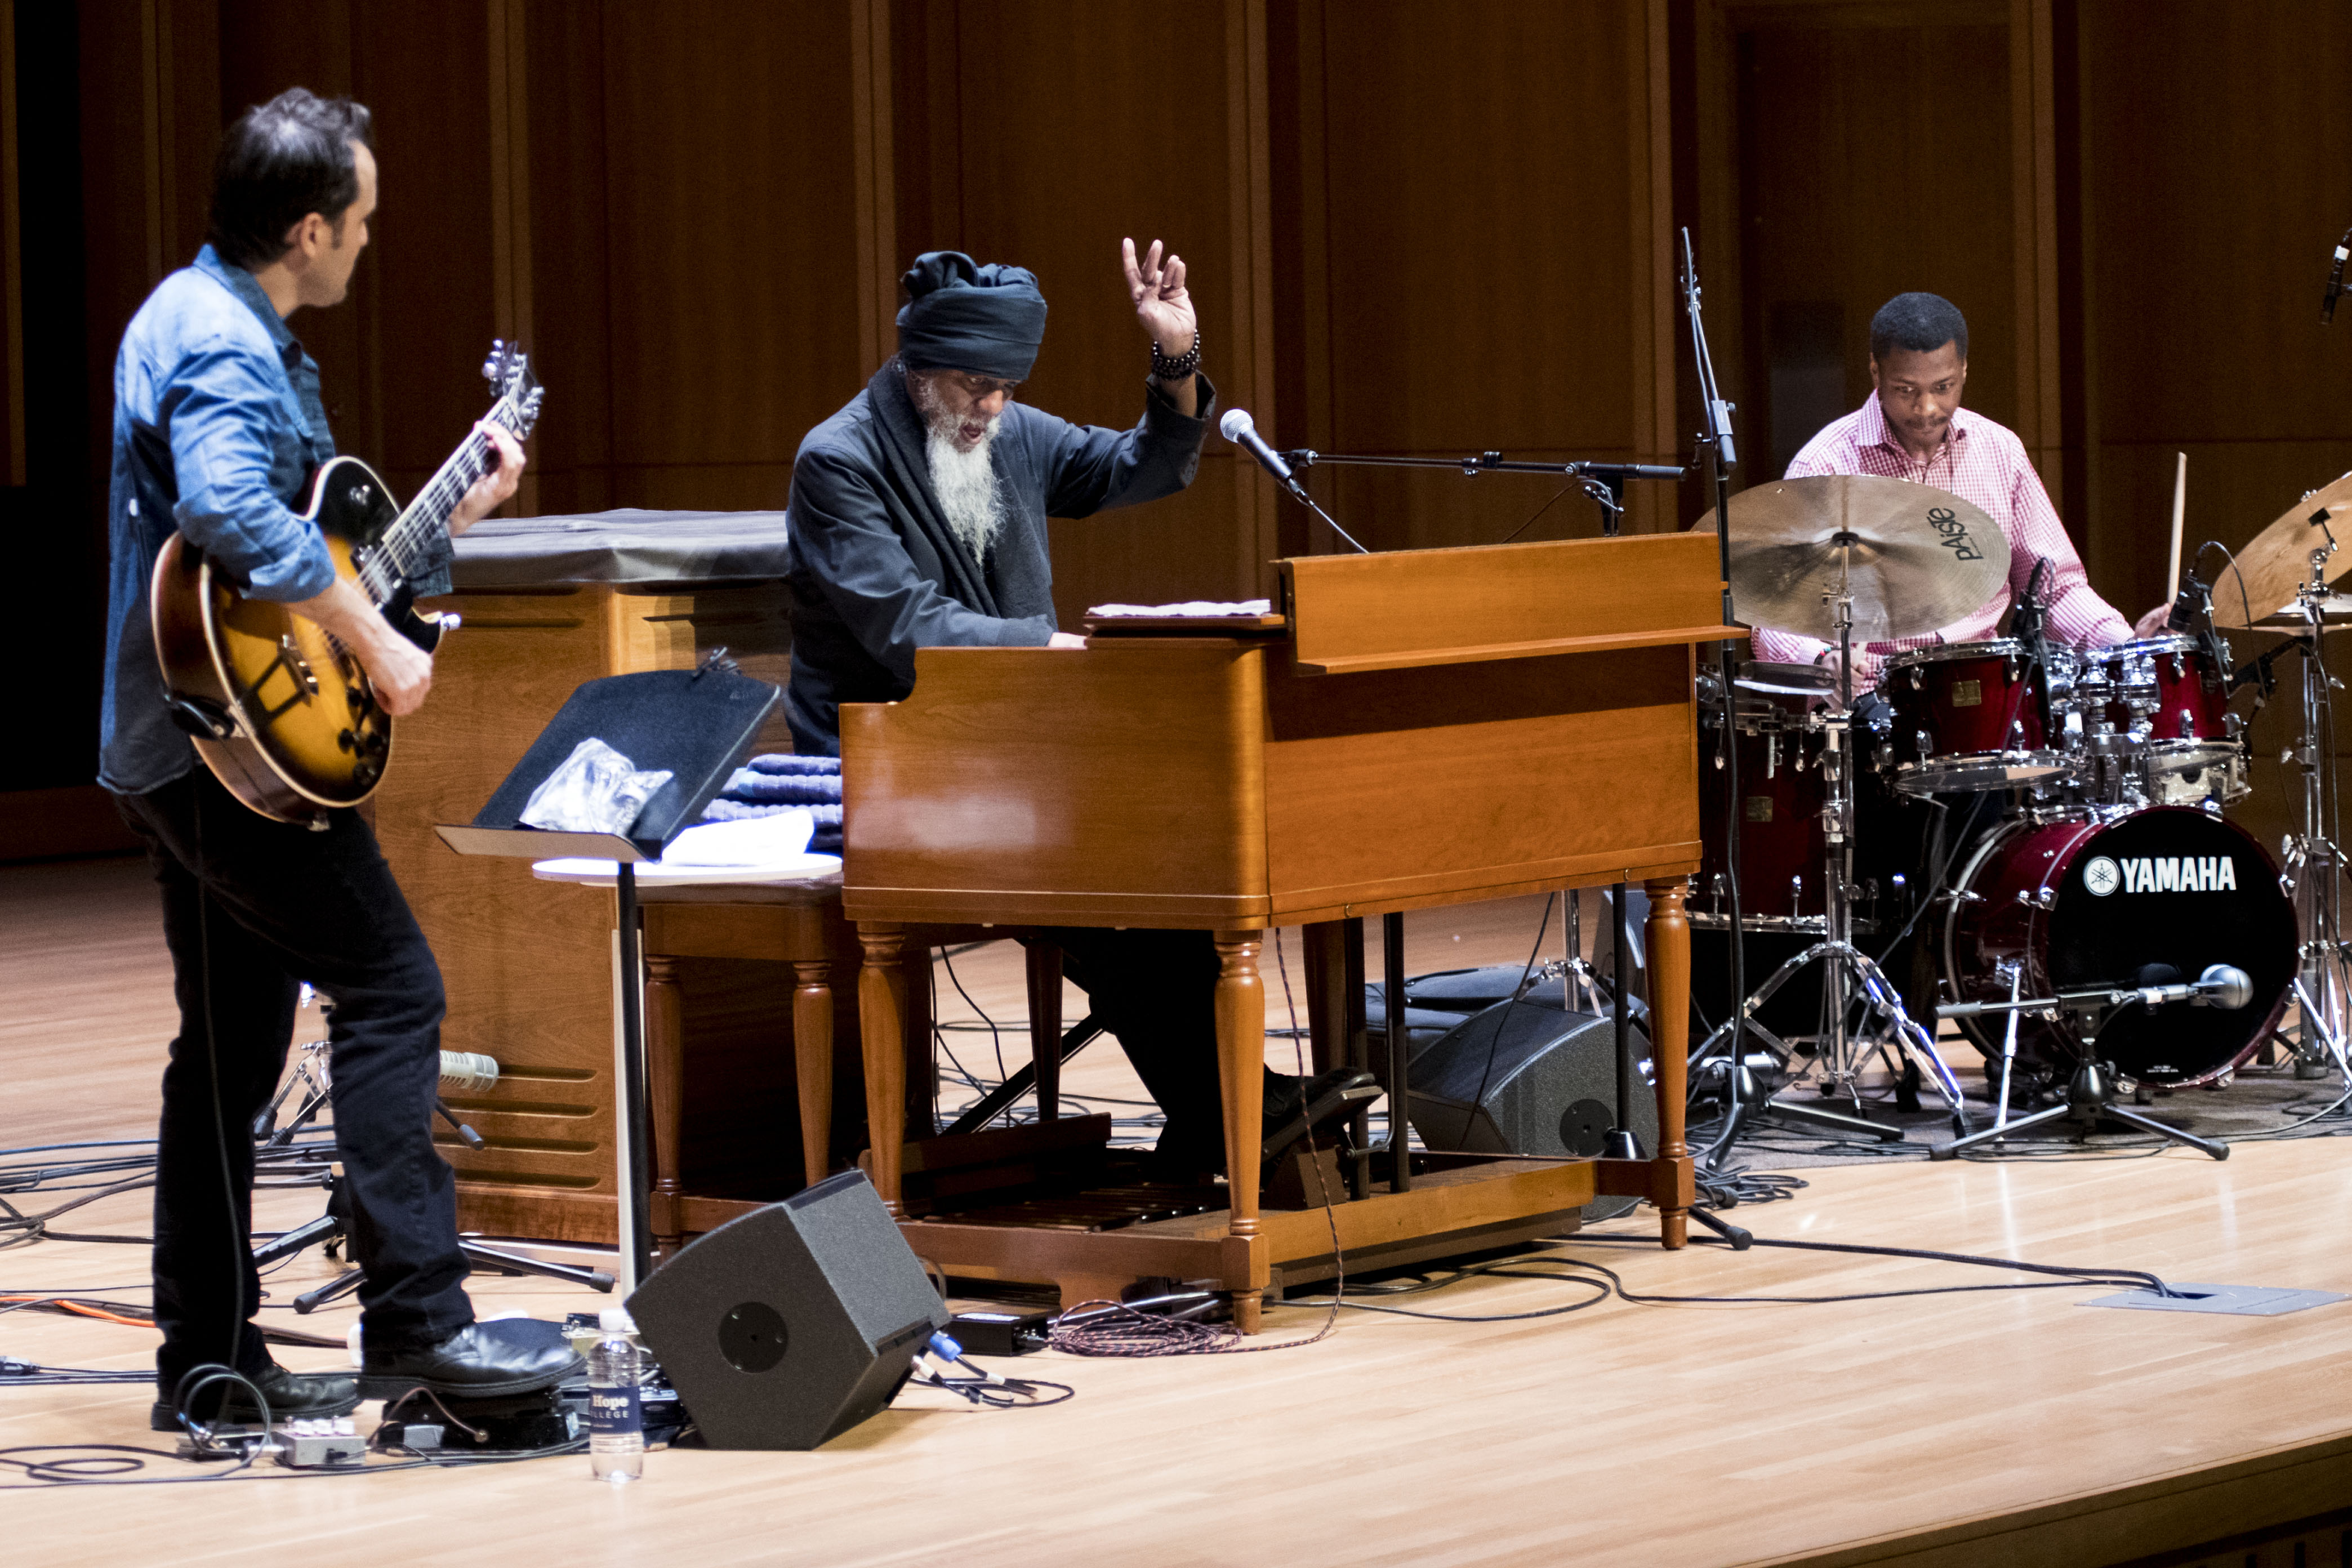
[[357, 1317, 582, 1401], [150, 1361, 359, 1432], [1262, 1068, 1381, 1161]]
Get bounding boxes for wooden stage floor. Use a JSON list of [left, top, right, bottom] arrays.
[[7, 855, 2352, 1566]]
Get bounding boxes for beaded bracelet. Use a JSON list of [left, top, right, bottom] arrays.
[[1150, 327, 1201, 384]]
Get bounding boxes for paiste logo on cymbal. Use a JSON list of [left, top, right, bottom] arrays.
[[2082, 854, 2239, 896], [1925, 505, 1984, 562]]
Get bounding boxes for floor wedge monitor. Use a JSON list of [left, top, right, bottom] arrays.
[[1407, 999, 1658, 1221], [627, 1169, 950, 1450]]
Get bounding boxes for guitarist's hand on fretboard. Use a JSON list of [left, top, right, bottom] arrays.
[[449, 421, 529, 535]]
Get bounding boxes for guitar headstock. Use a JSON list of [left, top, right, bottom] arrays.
[[482, 340, 546, 440]]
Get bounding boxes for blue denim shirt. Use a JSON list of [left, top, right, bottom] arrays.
[[99, 246, 345, 795]]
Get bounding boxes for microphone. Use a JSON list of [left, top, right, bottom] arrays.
[[439, 1050, 500, 1095], [1219, 408, 1307, 498], [2164, 568, 2207, 634], [2327, 230, 2350, 326], [2133, 964, 2253, 1011]]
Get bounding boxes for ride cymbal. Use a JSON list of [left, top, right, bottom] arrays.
[[1692, 474, 2010, 644], [2211, 470, 2352, 629]]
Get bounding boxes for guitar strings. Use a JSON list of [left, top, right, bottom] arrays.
[[351, 389, 528, 604]]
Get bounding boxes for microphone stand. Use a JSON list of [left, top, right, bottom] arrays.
[[1931, 986, 2235, 1161], [1677, 230, 1899, 1181], [1281, 450, 1686, 537]]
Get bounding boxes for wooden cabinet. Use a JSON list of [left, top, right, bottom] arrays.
[[371, 568, 820, 1245]]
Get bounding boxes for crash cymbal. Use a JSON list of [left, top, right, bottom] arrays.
[[1693, 474, 2010, 644], [2212, 471, 2352, 629]]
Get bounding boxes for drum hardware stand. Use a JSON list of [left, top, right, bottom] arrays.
[[1690, 537, 1976, 1150], [2277, 536, 2352, 1081], [1929, 968, 2251, 1160], [1557, 889, 1619, 1017], [1989, 960, 2025, 1126]]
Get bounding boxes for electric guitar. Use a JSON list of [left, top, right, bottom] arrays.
[[151, 341, 545, 825]]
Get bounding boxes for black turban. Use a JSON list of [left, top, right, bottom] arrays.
[[896, 251, 1048, 381]]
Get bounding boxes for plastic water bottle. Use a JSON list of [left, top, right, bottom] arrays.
[[587, 1334, 644, 1484]]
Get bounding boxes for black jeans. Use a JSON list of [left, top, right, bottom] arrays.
[[115, 768, 473, 1389], [1042, 928, 1289, 1168]]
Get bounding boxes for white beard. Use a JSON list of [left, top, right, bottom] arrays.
[[908, 373, 1007, 563], [926, 422, 1006, 563]]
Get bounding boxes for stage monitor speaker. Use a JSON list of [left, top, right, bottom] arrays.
[[1406, 1000, 1657, 1221], [627, 1169, 950, 1450]]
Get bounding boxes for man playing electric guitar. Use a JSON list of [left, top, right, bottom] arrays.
[[99, 88, 571, 1429]]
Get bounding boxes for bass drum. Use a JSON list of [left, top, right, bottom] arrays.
[[1941, 806, 2295, 1087]]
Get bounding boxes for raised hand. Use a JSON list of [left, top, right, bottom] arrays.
[[1121, 237, 1196, 358]]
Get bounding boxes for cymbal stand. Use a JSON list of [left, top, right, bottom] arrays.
[[2279, 538, 2352, 1080], [1690, 537, 1975, 1149], [1556, 890, 1615, 1015]]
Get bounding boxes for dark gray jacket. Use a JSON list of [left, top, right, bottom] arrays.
[[782, 361, 1217, 751]]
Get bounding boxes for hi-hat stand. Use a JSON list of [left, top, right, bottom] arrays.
[[1672, 230, 1970, 1168], [1686, 535, 1974, 1146]]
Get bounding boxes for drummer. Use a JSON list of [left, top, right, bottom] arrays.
[[1750, 292, 2167, 687]]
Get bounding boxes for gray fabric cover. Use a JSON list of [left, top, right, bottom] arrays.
[[448, 509, 792, 588]]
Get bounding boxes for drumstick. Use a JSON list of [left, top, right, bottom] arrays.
[[2167, 451, 2187, 591]]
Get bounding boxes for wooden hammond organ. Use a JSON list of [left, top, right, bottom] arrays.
[[840, 532, 1737, 1330]]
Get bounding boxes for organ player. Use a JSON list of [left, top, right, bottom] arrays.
[[1749, 291, 2167, 688], [782, 243, 1360, 1175]]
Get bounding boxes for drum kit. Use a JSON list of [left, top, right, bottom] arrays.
[[1686, 470, 2352, 1159]]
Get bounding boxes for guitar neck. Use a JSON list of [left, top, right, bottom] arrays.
[[368, 397, 526, 594]]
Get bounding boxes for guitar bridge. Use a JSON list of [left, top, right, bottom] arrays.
[[235, 635, 323, 723], [279, 635, 321, 696]]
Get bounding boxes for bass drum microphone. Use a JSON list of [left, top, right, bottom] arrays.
[[2131, 964, 2254, 1010]]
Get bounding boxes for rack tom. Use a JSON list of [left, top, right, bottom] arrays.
[[2074, 634, 2246, 805], [1883, 640, 2069, 796]]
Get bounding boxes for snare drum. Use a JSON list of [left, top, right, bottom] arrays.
[[1883, 640, 2071, 796]]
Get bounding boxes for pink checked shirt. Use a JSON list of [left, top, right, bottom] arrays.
[[1748, 396, 2132, 688]]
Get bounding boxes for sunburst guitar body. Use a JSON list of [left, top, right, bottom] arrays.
[[150, 342, 544, 825]]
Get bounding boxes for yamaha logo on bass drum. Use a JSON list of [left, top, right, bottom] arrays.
[[2081, 854, 2240, 897]]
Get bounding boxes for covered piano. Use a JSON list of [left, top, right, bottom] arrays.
[[840, 531, 1738, 1330]]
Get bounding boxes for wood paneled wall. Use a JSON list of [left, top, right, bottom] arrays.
[[20, 1, 2352, 846]]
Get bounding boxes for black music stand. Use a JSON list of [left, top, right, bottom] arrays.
[[436, 662, 779, 1290]]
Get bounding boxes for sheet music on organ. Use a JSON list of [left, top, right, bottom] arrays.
[[1085, 599, 1274, 617]]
